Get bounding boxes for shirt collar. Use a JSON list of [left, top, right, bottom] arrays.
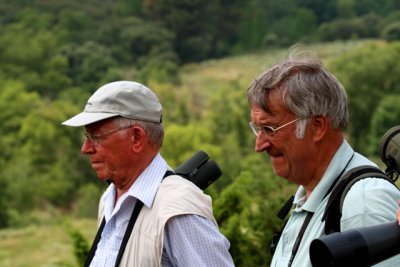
[[102, 153, 168, 218], [294, 140, 354, 212], [127, 153, 168, 208]]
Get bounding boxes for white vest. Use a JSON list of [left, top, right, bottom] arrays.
[[97, 175, 217, 267]]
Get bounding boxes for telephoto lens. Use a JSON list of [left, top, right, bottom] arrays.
[[309, 221, 400, 267], [174, 150, 222, 190]]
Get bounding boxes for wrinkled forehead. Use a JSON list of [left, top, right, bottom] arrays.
[[250, 88, 288, 116]]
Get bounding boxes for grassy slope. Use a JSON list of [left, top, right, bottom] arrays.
[[0, 40, 376, 267], [179, 40, 369, 93], [0, 218, 96, 267]]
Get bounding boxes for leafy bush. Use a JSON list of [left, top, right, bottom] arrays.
[[0, 178, 9, 228], [214, 168, 296, 266], [382, 22, 400, 41], [328, 42, 400, 153], [65, 222, 90, 266], [367, 95, 400, 156], [73, 183, 104, 218], [317, 13, 381, 41]]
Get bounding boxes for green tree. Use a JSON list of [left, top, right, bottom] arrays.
[[214, 162, 296, 266], [161, 123, 221, 168], [337, 0, 356, 18], [272, 7, 318, 45], [382, 22, 400, 41], [367, 95, 400, 156], [60, 41, 118, 91], [353, 0, 398, 16], [145, 0, 220, 62], [317, 13, 381, 41], [235, 1, 270, 51], [328, 42, 400, 152], [298, 0, 338, 23], [5, 99, 90, 210], [0, 80, 41, 217], [0, 78, 99, 216], [65, 221, 90, 266], [0, 79, 41, 164], [114, 0, 144, 16], [55, 9, 92, 44], [0, 13, 73, 97]]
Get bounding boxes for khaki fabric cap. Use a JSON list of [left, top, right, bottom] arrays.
[[62, 81, 162, 127]]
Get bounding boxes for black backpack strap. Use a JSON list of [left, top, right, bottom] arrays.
[[322, 165, 394, 234], [288, 211, 314, 267], [270, 154, 355, 255], [84, 218, 106, 267], [270, 195, 294, 254], [164, 170, 175, 177], [277, 195, 295, 220], [84, 170, 175, 267], [113, 200, 144, 267]]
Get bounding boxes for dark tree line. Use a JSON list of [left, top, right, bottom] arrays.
[[1, 0, 400, 69]]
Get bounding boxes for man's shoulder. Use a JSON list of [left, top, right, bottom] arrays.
[[141, 174, 215, 224], [155, 174, 212, 208], [341, 174, 399, 228], [345, 176, 399, 203], [160, 174, 205, 194], [322, 164, 399, 233]]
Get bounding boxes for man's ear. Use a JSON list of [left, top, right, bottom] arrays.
[[131, 126, 147, 152], [311, 115, 328, 142]]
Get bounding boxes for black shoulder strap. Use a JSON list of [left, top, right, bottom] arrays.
[[277, 195, 295, 220], [113, 200, 144, 267], [84, 170, 175, 267], [270, 154, 355, 256], [322, 165, 394, 234], [270, 195, 294, 254], [83, 199, 144, 267], [288, 211, 314, 267], [84, 218, 106, 267]]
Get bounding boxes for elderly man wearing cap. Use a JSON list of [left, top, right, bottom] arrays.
[[62, 81, 234, 267]]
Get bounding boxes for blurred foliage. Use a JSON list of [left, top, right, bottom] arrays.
[[367, 95, 400, 156], [328, 41, 400, 154], [65, 221, 90, 266], [382, 22, 400, 41], [317, 13, 381, 41]]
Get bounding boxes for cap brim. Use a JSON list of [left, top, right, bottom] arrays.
[[61, 112, 118, 127]]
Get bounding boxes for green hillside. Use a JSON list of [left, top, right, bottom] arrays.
[[2, 39, 396, 266], [0, 217, 95, 267], [179, 40, 368, 96]]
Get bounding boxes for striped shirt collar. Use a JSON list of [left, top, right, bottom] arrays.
[[103, 153, 168, 220]]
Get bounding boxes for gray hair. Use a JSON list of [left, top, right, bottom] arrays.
[[112, 116, 164, 148], [247, 49, 348, 138]]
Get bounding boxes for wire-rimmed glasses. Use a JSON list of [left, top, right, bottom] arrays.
[[248, 118, 301, 137], [82, 125, 133, 146]]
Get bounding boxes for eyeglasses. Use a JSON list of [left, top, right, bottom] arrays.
[[248, 118, 301, 137], [83, 125, 133, 146]]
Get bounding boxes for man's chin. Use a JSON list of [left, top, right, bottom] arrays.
[[271, 165, 287, 179], [95, 172, 110, 182]]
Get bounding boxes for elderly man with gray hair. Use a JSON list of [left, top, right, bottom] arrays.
[[62, 81, 234, 267], [247, 50, 400, 266]]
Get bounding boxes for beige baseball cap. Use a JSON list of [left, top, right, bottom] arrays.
[[62, 81, 162, 127]]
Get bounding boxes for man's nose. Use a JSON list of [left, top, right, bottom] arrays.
[[81, 139, 95, 154], [255, 132, 272, 152]]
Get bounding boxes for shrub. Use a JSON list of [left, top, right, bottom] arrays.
[[382, 22, 400, 41]]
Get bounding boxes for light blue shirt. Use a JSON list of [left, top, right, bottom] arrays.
[[271, 140, 400, 267], [90, 153, 234, 267]]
